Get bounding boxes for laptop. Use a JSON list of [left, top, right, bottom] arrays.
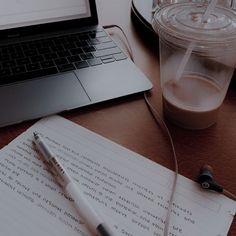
[[0, 0, 152, 127]]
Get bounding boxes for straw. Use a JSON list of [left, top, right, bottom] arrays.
[[232, 0, 236, 10], [174, 0, 218, 82], [174, 42, 195, 83], [201, 0, 218, 23]]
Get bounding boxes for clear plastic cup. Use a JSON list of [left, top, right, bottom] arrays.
[[152, 3, 236, 129]]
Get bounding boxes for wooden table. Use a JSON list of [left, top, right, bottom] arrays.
[[0, 0, 235, 235]]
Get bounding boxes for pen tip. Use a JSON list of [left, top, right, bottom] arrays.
[[33, 132, 38, 137]]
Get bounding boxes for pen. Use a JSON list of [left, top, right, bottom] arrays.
[[33, 132, 113, 236]]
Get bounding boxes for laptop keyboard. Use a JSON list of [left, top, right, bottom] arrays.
[[0, 28, 127, 85]]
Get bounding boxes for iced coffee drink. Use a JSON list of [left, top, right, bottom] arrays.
[[152, 3, 236, 129]]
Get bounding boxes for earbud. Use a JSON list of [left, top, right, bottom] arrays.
[[197, 165, 223, 193]]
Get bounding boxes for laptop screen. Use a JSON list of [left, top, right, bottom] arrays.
[[0, 0, 91, 30]]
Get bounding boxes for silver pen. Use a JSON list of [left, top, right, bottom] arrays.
[[33, 132, 113, 236]]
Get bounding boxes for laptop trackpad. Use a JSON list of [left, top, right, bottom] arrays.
[[0, 72, 90, 126]]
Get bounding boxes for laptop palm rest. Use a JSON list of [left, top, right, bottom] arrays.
[[0, 73, 90, 127]]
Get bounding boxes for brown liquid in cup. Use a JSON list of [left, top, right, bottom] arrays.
[[162, 74, 223, 129]]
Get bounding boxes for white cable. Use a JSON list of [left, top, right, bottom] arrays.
[[223, 189, 236, 201], [103, 24, 179, 236], [144, 93, 179, 236], [103, 24, 134, 62]]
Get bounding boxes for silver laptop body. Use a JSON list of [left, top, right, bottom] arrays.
[[0, 0, 152, 127]]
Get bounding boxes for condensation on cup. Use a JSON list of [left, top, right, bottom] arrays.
[[152, 3, 236, 129]]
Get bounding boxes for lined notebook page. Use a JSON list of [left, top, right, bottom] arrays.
[[0, 115, 235, 236]]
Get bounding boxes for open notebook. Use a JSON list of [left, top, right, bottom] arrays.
[[0, 115, 235, 236]]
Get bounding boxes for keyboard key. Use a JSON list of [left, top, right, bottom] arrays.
[[100, 55, 114, 60], [95, 28, 104, 32], [57, 63, 75, 72], [11, 52, 24, 59], [1, 47, 9, 54], [54, 58, 68, 66], [38, 47, 51, 54], [31, 40, 42, 48], [53, 38, 64, 44], [12, 66, 26, 74], [17, 58, 30, 65], [88, 38, 100, 45], [70, 48, 83, 55], [2, 46, 16, 54], [0, 54, 10, 61], [25, 50, 37, 57], [21, 43, 29, 51], [87, 58, 102, 66], [2, 60, 16, 67], [89, 31, 107, 39], [83, 46, 96, 53], [93, 47, 121, 58], [6, 46, 15, 54], [95, 31, 107, 37], [101, 57, 115, 64], [26, 63, 41, 71], [51, 45, 64, 51], [75, 61, 89, 69], [97, 37, 112, 43], [67, 35, 77, 43], [95, 42, 116, 50], [79, 34, 90, 40], [0, 68, 11, 77], [40, 61, 55, 68], [44, 53, 58, 60], [113, 52, 127, 61], [54, 37, 67, 44], [67, 55, 81, 63], [41, 39, 54, 47], [100, 55, 115, 63], [76, 41, 89, 47], [57, 50, 71, 57], [64, 43, 76, 50], [14, 44, 23, 52], [30, 55, 44, 63], [80, 53, 94, 60]]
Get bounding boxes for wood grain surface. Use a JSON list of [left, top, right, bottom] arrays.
[[0, 0, 235, 234]]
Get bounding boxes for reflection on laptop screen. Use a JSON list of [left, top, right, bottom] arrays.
[[0, 0, 91, 30]]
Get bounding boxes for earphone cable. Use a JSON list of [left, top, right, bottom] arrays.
[[144, 92, 179, 236], [103, 24, 134, 62], [103, 23, 179, 236], [223, 189, 236, 201]]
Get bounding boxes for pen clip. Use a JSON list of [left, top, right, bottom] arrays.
[[42, 161, 64, 187]]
